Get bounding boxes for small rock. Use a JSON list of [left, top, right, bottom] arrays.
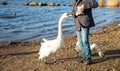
[[56, 4, 60, 6], [28, 2, 38, 6], [48, 3, 55, 6], [38, 2, 47, 6]]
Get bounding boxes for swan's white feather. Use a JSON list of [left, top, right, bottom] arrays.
[[38, 13, 70, 60], [75, 41, 104, 57], [38, 38, 63, 59]]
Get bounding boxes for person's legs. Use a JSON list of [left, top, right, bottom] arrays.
[[76, 30, 86, 59], [76, 26, 92, 64], [81, 26, 91, 59]]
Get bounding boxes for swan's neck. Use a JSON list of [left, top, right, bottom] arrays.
[[57, 16, 65, 39]]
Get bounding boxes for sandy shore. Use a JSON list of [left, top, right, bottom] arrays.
[[0, 22, 120, 71]]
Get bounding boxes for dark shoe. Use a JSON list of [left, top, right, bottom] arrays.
[[83, 58, 93, 65]]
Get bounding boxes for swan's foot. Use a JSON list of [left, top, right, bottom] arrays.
[[44, 57, 61, 65], [44, 60, 61, 65], [44, 56, 57, 65]]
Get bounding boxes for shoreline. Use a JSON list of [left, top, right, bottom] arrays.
[[0, 21, 119, 43], [0, 22, 120, 71]]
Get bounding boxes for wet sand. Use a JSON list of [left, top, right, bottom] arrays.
[[0, 22, 120, 71]]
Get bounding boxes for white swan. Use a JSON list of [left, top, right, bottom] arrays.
[[75, 41, 104, 57], [38, 13, 71, 60]]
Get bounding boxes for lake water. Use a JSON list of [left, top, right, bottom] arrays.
[[0, 0, 120, 42]]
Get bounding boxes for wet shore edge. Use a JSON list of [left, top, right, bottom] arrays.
[[0, 21, 120, 45]]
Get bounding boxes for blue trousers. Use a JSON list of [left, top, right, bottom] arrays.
[[76, 26, 91, 59]]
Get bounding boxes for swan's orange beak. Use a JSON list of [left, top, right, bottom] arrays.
[[67, 13, 72, 17]]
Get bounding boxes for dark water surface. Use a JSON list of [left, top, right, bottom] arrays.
[[0, 0, 120, 42]]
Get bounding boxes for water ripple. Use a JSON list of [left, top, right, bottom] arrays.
[[0, 3, 120, 42]]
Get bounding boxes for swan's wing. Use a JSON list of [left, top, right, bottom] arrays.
[[91, 43, 105, 57], [38, 43, 52, 59], [91, 43, 101, 52]]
